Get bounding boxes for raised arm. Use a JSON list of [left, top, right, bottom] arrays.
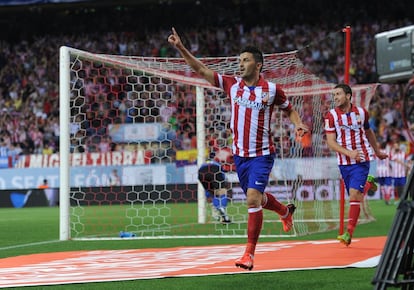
[[168, 27, 215, 86]]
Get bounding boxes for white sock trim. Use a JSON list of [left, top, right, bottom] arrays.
[[281, 207, 289, 218], [248, 206, 262, 213], [261, 193, 268, 207]]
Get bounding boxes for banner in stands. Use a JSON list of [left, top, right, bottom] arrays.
[[0, 157, 8, 169], [0, 180, 381, 208], [0, 165, 172, 189], [108, 123, 176, 143], [0, 188, 59, 208], [0, 157, 375, 189], [13, 151, 151, 168], [0, 157, 381, 201]]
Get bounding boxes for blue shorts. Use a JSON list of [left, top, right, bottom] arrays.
[[233, 154, 275, 193], [393, 177, 406, 187], [339, 162, 370, 193], [377, 177, 392, 186]]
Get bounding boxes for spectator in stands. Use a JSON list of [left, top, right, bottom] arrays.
[[42, 141, 55, 155], [0, 138, 8, 157], [109, 169, 121, 186], [0, 2, 411, 171], [20, 138, 35, 155], [8, 142, 22, 158], [98, 136, 112, 153]]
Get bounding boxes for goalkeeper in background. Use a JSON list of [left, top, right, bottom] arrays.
[[198, 160, 231, 224]]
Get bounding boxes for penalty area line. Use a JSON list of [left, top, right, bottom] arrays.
[[0, 239, 62, 251]]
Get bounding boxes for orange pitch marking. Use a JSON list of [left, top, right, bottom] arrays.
[[0, 236, 386, 288]]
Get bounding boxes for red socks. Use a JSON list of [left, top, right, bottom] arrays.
[[244, 193, 287, 256], [347, 200, 360, 237], [246, 207, 263, 256], [262, 192, 287, 216]]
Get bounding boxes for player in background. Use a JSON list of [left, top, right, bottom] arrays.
[[168, 27, 309, 270], [324, 84, 388, 247], [198, 160, 231, 223], [390, 140, 409, 204], [364, 174, 378, 196], [109, 169, 121, 186], [376, 142, 393, 204], [38, 179, 49, 189]]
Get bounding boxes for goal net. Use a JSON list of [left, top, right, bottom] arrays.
[[59, 46, 378, 240]]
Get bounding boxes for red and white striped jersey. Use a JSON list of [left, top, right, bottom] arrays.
[[214, 73, 292, 157], [390, 150, 407, 178], [324, 105, 374, 165], [376, 154, 392, 177]]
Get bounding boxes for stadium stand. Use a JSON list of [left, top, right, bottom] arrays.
[[0, 0, 413, 165]]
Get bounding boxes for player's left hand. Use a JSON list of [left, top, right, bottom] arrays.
[[376, 151, 389, 160], [295, 123, 309, 137]]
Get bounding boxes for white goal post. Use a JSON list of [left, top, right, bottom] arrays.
[[59, 46, 378, 240], [59, 46, 71, 240]]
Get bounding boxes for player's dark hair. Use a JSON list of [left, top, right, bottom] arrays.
[[240, 46, 264, 71], [334, 83, 352, 97]]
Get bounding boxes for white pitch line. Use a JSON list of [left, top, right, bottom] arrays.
[[0, 240, 61, 251]]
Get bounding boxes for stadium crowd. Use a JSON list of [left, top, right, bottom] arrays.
[[0, 1, 413, 165]]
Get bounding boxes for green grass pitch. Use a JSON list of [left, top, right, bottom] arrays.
[[0, 200, 396, 289]]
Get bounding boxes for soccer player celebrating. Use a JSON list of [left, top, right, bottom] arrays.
[[168, 27, 309, 270], [390, 140, 410, 204], [376, 141, 393, 204], [324, 84, 388, 246]]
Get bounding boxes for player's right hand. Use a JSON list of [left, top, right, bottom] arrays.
[[349, 150, 361, 162], [376, 151, 389, 160], [168, 27, 181, 47]]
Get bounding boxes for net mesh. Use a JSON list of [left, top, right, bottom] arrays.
[[63, 47, 378, 239]]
